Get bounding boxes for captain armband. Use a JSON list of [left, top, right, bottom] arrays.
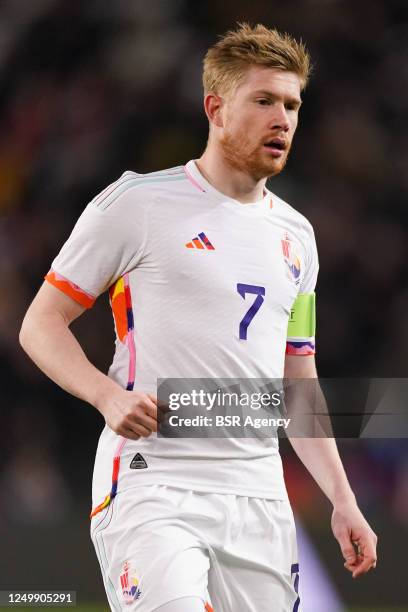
[[286, 292, 316, 356]]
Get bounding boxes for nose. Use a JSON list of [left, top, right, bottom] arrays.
[[269, 103, 290, 132]]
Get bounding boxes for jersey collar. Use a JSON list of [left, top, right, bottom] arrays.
[[184, 160, 273, 212]]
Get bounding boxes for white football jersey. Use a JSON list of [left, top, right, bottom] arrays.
[[46, 160, 318, 510]]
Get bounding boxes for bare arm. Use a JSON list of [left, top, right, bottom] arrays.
[[284, 354, 377, 578], [19, 282, 157, 440], [284, 355, 355, 505]]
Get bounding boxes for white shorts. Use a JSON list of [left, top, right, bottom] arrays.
[[90, 485, 301, 612]]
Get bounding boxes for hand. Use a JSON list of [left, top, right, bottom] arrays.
[[331, 500, 378, 578], [96, 388, 158, 440]]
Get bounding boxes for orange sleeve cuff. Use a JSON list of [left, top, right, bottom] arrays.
[[44, 270, 96, 309]]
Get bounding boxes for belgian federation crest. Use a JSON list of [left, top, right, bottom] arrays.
[[120, 560, 142, 605], [281, 232, 301, 286]]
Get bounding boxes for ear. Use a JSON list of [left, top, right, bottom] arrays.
[[203, 93, 224, 128]]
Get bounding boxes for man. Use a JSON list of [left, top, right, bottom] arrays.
[[20, 23, 377, 612]]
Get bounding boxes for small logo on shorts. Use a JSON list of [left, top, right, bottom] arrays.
[[120, 560, 142, 605], [130, 453, 148, 469]]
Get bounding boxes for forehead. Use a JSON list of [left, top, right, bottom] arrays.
[[235, 66, 301, 99]]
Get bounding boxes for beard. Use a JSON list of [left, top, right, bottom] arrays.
[[220, 128, 290, 181]]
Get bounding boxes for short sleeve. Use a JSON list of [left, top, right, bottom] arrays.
[[299, 223, 319, 295], [45, 174, 149, 308], [286, 222, 319, 355]]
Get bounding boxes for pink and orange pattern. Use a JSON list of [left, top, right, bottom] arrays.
[[286, 340, 315, 356], [45, 270, 95, 308], [90, 273, 135, 519]]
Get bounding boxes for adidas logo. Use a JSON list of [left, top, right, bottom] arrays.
[[130, 453, 148, 469], [185, 232, 215, 250]]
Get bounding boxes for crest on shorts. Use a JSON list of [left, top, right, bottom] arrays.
[[120, 560, 142, 605], [281, 232, 301, 286]]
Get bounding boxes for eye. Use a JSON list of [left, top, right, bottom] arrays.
[[285, 103, 300, 112], [256, 98, 271, 106]]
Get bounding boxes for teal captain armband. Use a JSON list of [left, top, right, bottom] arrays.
[[287, 292, 316, 338]]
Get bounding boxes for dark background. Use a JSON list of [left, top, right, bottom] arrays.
[[0, 0, 407, 609]]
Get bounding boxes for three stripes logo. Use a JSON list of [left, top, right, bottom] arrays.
[[185, 232, 215, 250]]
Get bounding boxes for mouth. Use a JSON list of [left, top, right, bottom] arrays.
[[263, 138, 287, 158]]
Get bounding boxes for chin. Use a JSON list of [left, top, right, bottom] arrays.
[[266, 161, 286, 177], [249, 158, 287, 180], [249, 149, 289, 179]]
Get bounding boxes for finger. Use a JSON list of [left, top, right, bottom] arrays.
[[127, 408, 158, 432], [351, 536, 377, 578], [344, 552, 364, 572], [147, 393, 158, 405], [157, 399, 172, 414], [156, 407, 167, 424], [131, 422, 153, 438], [363, 536, 377, 562], [123, 418, 152, 438], [139, 397, 159, 420], [352, 555, 377, 578], [346, 550, 376, 578], [335, 531, 357, 565], [120, 427, 141, 441], [126, 393, 158, 418], [131, 412, 158, 433]]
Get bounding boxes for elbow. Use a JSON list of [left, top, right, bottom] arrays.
[[19, 311, 34, 354], [19, 315, 29, 352]]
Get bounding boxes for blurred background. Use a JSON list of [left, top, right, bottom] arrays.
[[0, 0, 407, 610]]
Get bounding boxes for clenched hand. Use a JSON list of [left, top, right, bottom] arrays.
[[331, 501, 378, 578], [97, 388, 158, 440]]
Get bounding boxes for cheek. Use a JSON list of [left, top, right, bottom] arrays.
[[227, 116, 253, 143], [290, 114, 299, 133], [228, 104, 255, 127]]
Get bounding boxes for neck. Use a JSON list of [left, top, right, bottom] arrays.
[[196, 147, 267, 204]]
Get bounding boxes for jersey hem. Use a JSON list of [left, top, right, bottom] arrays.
[[95, 478, 289, 502]]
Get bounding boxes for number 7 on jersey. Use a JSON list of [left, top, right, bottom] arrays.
[[237, 283, 266, 340]]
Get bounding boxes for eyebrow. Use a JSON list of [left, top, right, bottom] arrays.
[[251, 89, 302, 106]]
